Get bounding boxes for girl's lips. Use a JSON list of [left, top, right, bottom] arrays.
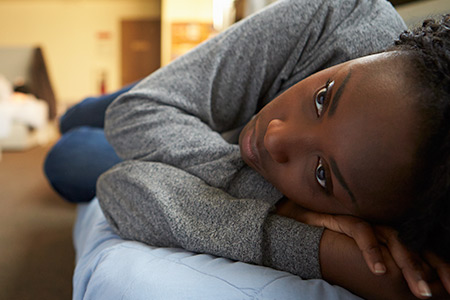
[[242, 125, 260, 170]]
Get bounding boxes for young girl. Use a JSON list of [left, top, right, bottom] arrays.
[[44, 0, 450, 298]]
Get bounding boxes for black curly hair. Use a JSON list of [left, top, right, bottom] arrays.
[[387, 14, 450, 262]]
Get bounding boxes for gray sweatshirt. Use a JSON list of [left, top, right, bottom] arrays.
[[97, 0, 406, 280]]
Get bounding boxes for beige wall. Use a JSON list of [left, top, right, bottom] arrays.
[[395, 0, 450, 28], [0, 0, 161, 105]]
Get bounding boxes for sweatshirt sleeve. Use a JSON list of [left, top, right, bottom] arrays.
[[97, 160, 324, 279]]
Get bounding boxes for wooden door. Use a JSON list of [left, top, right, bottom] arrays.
[[121, 19, 161, 86]]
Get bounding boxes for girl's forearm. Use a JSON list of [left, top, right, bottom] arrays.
[[320, 229, 416, 300]]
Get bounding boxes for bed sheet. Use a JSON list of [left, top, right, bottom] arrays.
[[73, 198, 362, 300]]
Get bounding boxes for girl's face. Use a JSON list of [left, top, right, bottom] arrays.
[[239, 53, 420, 223]]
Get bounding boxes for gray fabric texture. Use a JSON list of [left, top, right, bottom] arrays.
[[97, 0, 406, 279]]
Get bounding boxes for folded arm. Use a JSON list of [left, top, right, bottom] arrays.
[[97, 160, 324, 279]]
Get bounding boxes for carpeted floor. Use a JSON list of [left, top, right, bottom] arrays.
[[0, 143, 76, 299]]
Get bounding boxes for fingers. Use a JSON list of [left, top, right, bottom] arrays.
[[378, 227, 432, 299], [361, 245, 387, 275], [319, 215, 387, 276], [343, 219, 386, 275], [424, 251, 450, 294], [402, 263, 432, 299], [278, 204, 388, 277]]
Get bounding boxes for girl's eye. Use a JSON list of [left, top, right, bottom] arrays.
[[315, 87, 327, 115], [314, 80, 333, 116], [315, 159, 327, 189]]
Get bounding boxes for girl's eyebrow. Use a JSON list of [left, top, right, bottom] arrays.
[[327, 69, 352, 117], [330, 157, 357, 207]]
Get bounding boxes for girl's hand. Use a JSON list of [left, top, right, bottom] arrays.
[[423, 251, 450, 295], [276, 198, 450, 299], [375, 226, 450, 299], [276, 200, 386, 275]]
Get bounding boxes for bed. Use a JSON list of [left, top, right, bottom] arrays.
[[73, 198, 362, 299]]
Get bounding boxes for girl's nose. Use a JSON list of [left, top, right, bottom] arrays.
[[263, 119, 291, 163], [264, 118, 314, 164]]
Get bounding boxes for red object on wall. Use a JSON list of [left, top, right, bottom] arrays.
[[100, 72, 106, 95]]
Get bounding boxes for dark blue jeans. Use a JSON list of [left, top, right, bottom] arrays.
[[44, 84, 135, 203]]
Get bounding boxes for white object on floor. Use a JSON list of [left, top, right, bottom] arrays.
[[0, 74, 12, 102], [0, 121, 58, 151], [0, 92, 53, 152], [0, 102, 14, 138]]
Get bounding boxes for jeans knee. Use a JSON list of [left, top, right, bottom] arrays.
[[44, 126, 121, 203]]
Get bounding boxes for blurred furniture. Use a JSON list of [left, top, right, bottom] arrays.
[[0, 46, 57, 151], [0, 46, 56, 119]]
